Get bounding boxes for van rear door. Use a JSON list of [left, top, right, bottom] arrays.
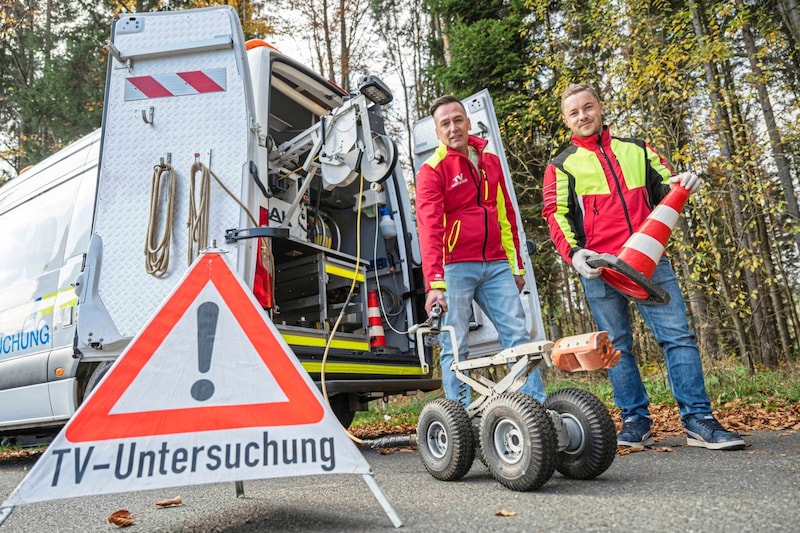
[[411, 90, 547, 357], [78, 6, 259, 358]]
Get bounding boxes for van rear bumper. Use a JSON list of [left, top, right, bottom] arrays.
[[312, 378, 441, 396]]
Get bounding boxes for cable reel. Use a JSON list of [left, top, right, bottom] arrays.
[[318, 95, 398, 190]]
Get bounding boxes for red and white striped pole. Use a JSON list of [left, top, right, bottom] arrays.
[[367, 290, 387, 349], [588, 184, 690, 305]]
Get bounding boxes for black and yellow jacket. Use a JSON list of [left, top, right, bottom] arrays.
[[542, 126, 673, 263]]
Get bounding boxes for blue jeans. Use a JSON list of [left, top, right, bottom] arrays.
[[580, 256, 712, 421], [439, 260, 546, 407]]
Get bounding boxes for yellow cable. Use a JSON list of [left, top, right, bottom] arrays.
[[372, 210, 409, 335], [321, 158, 365, 445]]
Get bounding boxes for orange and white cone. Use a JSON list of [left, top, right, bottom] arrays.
[[588, 184, 690, 305], [367, 289, 387, 349]]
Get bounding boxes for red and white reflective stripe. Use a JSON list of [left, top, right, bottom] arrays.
[[124, 68, 226, 100]]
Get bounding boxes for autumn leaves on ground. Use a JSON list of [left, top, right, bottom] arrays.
[[348, 399, 800, 449]]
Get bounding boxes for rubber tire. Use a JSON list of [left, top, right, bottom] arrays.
[[545, 388, 616, 480], [328, 393, 356, 428], [472, 415, 487, 467], [417, 399, 475, 481], [480, 392, 557, 491], [83, 361, 114, 402]]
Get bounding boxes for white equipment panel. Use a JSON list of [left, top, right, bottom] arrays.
[[89, 7, 257, 338]]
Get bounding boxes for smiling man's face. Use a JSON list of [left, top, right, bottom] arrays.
[[433, 101, 472, 155], [562, 89, 604, 138]]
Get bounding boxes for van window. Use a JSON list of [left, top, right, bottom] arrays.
[[0, 178, 80, 287]]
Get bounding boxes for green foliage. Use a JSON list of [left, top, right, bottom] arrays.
[[428, 0, 518, 23], [0, 441, 21, 454], [704, 362, 800, 406], [0, 443, 48, 458], [1, 0, 110, 173], [19, 9, 107, 163], [428, 2, 529, 99], [546, 361, 800, 408]]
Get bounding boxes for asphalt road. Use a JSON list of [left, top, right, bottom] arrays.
[[1, 430, 798, 532]]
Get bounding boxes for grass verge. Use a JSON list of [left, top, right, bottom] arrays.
[[352, 360, 800, 427]]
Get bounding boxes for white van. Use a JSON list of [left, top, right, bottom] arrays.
[[0, 131, 101, 433], [0, 6, 547, 436]]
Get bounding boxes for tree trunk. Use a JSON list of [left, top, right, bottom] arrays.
[[737, 0, 800, 256], [688, 0, 763, 367], [777, 0, 800, 45], [753, 192, 792, 361], [338, 0, 349, 91], [697, 203, 752, 370], [674, 218, 719, 357], [721, 63, 780, 367]]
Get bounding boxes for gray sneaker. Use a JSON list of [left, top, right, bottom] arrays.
[[617, 415, 655, 447], [684, 414, 745, 450]]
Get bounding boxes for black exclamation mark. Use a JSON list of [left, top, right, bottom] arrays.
[[191, 302, 218, 401]]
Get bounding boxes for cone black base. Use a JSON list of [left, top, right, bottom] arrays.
[[587, 253, 670, 305]]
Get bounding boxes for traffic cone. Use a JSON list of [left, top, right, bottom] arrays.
[[367, 289, 387, 349], [587, 184, 690, 305]]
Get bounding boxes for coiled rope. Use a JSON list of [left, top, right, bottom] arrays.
[[147, 157, 268, 280], [187, 160, 212, 265], [187, 160, 260, 262], [144, 162, 177, 277]]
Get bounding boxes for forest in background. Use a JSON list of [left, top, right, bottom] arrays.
[[1, 0, 798, 371]]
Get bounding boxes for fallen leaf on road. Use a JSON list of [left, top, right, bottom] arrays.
[[496, 509, 516, 517], [107, 509, 135, 527], [625, 402, 800, 440], [617, 445, 645, 456], [653, 446, 673, 452], [378, 446, 416, 455], [155, 495, 183, 508]]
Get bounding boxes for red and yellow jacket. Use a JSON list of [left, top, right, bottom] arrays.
[[416, 135, 525, 292], [542, 126, 673, 263]]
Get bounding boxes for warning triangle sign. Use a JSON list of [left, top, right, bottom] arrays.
[[67, 251, 323, 442], [1, 250, 400, 524]]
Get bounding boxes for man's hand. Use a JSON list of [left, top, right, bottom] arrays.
[[425, 289, 448, 315], [670, 171, 702, 194], [572, 248, 601, 279], [514, 274, 525, 293]]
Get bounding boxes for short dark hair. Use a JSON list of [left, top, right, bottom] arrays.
[[429, 95, 466, 118], [561, 83, 601, 111]]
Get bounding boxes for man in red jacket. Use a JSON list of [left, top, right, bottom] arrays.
[[542, 83, 744, 450], [416, 95, 545, 407]]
